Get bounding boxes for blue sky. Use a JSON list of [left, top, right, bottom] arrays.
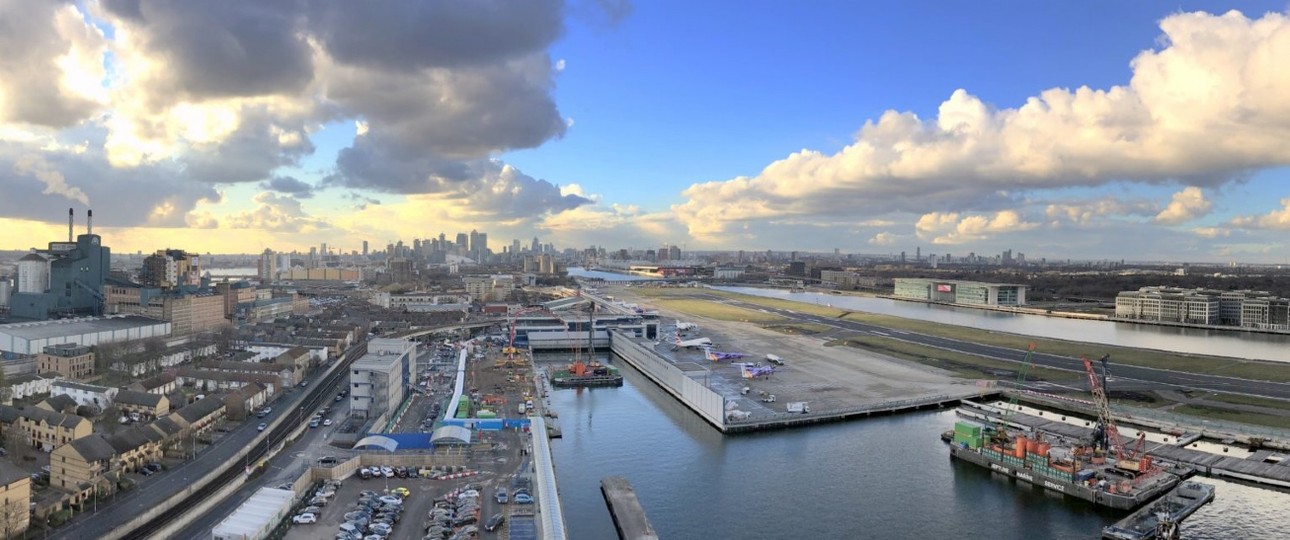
[[3, 1, 1290, 262]]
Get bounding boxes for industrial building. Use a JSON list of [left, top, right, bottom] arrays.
[[349, 338, 413, 421], [1115, 286, 1290, 330], [893, 278, 1028, 306], [0, 315, 171, 359], [8, 209, 110, 320]]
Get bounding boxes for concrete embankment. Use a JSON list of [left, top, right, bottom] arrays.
[[601, 476, 659, 540], [609, 330, 727, 430]]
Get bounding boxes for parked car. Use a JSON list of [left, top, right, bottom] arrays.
[[257, 422, 267, 431], [484, 513, 505, 531], [323, 418, 333, 426], [513, 493, 534, 504], [378, 495, 403, 506], [309, 418, 321, 428], [257, 407, 272, 418], [381, 466, 395, 478], [392, 486, 411, 497], [318, 456, 339, 466], [495, 487, 508, 504], [292, 513, 317, 524]]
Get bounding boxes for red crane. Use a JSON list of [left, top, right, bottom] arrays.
[[1082, 355, 1154, 475]]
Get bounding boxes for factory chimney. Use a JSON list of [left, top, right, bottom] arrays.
[[87, 209, 93, 235], [68, 208, 74, 242]]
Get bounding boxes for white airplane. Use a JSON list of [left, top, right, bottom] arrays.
[[675, 320, 699, 332], [671, 331, 713, 350]]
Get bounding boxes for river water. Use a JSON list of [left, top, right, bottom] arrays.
[[545, 354, 1290, 539]]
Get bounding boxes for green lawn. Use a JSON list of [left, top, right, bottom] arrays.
[[1203, 391, 1290, 410], [649, 298, 787, 323], [1172, 404, 1290, 431], [762, 322, 835, 335], [827, 334, 1078, 382]]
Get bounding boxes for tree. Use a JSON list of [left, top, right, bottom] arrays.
[[0, 496, 30, 538], [2, 424, 30, 463]]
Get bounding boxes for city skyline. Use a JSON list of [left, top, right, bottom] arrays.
[[3, 2, 1290, 262]]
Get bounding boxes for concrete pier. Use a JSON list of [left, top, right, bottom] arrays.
[[601, 476, 659, 540]]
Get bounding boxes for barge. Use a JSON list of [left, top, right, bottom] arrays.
[[948, 421, 1181, 510], [1102, 481, 1215, 540], [550, 360, 623, 388]]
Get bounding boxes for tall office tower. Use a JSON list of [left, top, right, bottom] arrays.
[[456, 232, 468, 253], [476, 232, 488, 261], [258, 248, 277, 283], [309, 246, 318, 267], [362, 240, 368, 256], [531, 237, 540, 253]]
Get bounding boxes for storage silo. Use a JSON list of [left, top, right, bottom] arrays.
[[17, 252, 50, 293]]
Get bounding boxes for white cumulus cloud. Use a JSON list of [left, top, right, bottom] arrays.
[[1154, 187, 1212, 224], [673, 10, 1290, 241]]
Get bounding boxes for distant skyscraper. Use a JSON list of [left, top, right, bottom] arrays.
[[455, 232, 468, 253], [531, 237, 540, 253], [362, 240, 368, 256]]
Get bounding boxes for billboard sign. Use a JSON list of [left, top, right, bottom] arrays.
[[936, 284, 953, 293]]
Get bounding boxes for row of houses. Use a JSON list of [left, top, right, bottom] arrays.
[[49, 395, 227, 506]]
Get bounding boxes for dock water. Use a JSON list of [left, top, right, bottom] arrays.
[[1102, 481, 1216, 540]]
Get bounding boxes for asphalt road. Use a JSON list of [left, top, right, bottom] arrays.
[[712, 296, 1290, 401], [53, 343, 364, 540]]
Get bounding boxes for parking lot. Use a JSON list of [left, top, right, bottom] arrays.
[[283, 461, 529, 540]]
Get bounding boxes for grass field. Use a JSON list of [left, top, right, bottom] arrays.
[[648, 297, 786, 323], [1203, 392, 1290, 410], [825, 334, 1079, 381], [632, 286, 1290, 383], [1172, 404, 1290, 430], [762, 322, 835, 335]]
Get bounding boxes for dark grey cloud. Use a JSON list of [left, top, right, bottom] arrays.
[[308, 0, 563, 70], [0, 0, 103, 127], [180, 111, 315, 184], [0, 131, 219, 228], [262, 176, 315, 198], [102, 0, 313, 99]]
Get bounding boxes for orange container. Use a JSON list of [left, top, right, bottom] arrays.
[[1037, 442, 1051, 456], [1013, 437, 1028, 458]]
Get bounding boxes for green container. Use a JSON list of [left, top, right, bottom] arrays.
[[955, 422, 982, 437]]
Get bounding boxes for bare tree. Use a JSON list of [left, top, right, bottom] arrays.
[[2, 424, 31, 463], [0, 495, 28, 540]]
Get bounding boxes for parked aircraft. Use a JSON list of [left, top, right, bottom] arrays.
[[675, 320, 699, 332], [703, 346, 747, 362], [672, 331, 714, 350]]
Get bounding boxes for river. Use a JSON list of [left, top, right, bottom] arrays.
[[544, 353, 1290, 539], [711, 286, 1290, 362]]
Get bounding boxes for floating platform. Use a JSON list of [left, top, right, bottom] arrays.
[[949, 442, 1180, 510], [601, 476, 659, 540], [1102, 481, 1215, 540], [550, 370, 624, 388]]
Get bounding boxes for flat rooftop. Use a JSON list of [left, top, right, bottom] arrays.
[[0, 315, 168, 340]]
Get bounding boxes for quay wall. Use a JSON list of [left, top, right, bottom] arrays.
[[609, 331, 726, 430]]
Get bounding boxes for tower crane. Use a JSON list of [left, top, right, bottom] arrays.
[[992, 343, 1037, 443]]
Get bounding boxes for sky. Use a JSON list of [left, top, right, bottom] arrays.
[[3, 1, 1290, 263]]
